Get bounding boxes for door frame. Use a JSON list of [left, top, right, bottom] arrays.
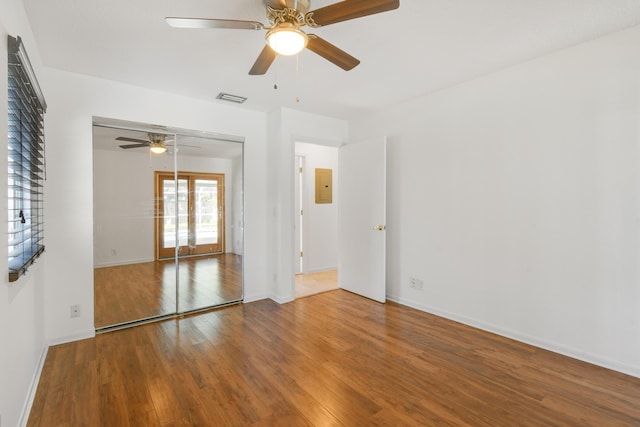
[[294, 155, 304, 274]]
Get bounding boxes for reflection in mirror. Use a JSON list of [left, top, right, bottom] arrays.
[[92, 121, 243, 330], [174, 134, 244, 313]]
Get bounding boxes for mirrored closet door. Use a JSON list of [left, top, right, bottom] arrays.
[[174, 134, 244, 313], [92, 119, 244, 331]]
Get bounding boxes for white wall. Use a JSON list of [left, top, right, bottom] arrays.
[[350, 25, 640, 377], [93, 149, 159, 266], [295, 142, 339, 273], [93, 148, 237, 266], [42, 68, 270, 344], [0, 1, 48, 426], [267, 109, 348, 302]]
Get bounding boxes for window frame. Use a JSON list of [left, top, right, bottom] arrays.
[[7, 35, 47, 282]]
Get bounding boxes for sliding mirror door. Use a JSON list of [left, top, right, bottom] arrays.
[[92, 120, 243, 330], [174, 135, 243, 313], [92, 126, 177, 328]]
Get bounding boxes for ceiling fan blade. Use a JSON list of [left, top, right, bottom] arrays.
[[308, 0, 399, 27], [263, 0, 287, 8], [165, 17, 264, 30], [307, 36, 360, 71], [119, 143, 150, 149], [116, 136, 149, 144], [249, 45, 278, 75]]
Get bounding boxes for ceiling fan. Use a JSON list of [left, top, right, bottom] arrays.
[[165, 0, 400, 75], [117, 133, 200, 154]]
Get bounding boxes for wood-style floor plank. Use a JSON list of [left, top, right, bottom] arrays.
[[28, 290, 640, 426], [94, 253, 243, 328]]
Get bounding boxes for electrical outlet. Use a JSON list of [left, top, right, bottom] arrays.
[[70, 304, 81, 318], [409, 277, 424, 290], [409, 276, 416, 287]]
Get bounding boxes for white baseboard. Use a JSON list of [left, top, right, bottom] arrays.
[[387, 293, 640, 379], [303, 266, 338, 274], [94, 257, 155, 268], [242, 292, 269, 304], [241, 292, 292, 305], [47, 329, 96, 346], [19, 344, 49, 427], [269, 293, 295, 305]]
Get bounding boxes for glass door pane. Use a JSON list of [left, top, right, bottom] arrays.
[[178, 179, 189, 250], [158, 176, 188, 258], [189, 176, 223, 255], [194, 179, 218, 247]]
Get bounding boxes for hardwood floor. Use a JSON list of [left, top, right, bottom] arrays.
[[94, 253, 242, 328], [295, 269, 338, 298], [29, 290, 640, 426]]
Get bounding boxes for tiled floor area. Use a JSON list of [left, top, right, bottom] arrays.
[[295, 269, 338, 298]]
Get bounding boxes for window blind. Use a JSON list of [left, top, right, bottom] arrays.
[[7, 35, 47, 282]]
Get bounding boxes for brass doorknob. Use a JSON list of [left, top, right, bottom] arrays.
[[372, 225, 385, 231]]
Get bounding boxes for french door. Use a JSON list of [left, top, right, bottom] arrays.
[[156, 172, 225, 259]]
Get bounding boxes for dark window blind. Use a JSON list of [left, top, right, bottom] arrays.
[[7, 35, 47, 282]]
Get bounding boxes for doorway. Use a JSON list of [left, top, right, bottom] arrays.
[[293, 142, 339, 298], [156, 172, 225, 258]]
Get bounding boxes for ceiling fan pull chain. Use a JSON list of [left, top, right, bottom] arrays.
[[274, 57, 279, 90], [295, 54, 300, 103]]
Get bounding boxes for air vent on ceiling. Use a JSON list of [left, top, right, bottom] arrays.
[[216, 92, 248, 104]]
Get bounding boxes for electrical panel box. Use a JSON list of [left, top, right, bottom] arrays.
[[315, 168, 332, 204]]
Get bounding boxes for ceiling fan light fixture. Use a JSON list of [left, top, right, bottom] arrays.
[[149, 142, 167, 154], [266, 24, 308, 56]]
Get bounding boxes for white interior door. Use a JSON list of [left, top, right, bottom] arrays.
[[338, 137, 386, 303]]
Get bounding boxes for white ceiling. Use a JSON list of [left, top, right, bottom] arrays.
[[23, 0, 640, 120]]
